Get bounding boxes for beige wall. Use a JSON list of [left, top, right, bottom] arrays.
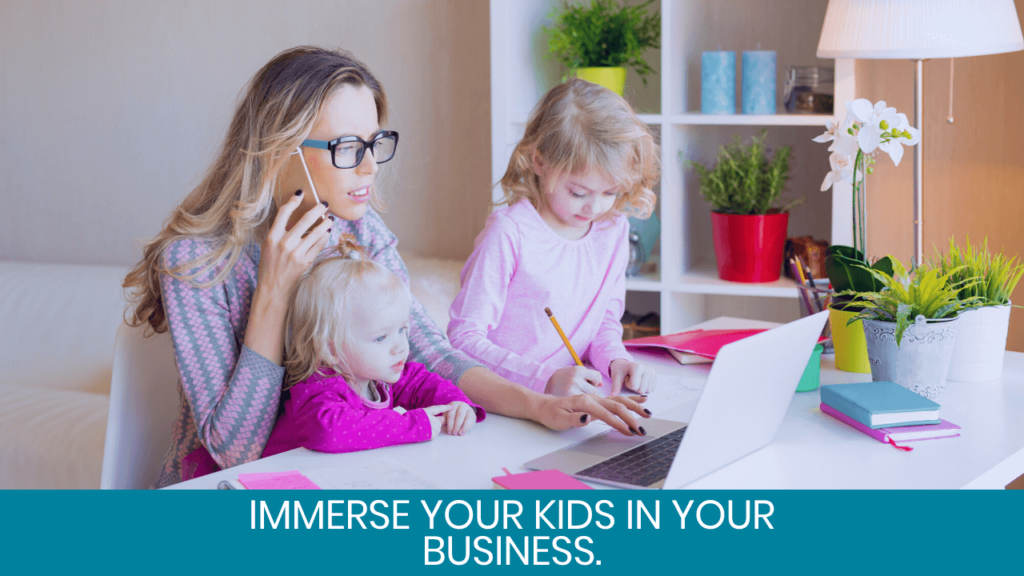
[[856, 0, 1024, 351], [0, 0, 491, 265]]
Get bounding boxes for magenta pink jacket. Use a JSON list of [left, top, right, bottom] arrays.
[[262, 362, 485, 457]]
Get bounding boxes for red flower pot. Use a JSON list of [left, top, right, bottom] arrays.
[[710, 211, 790, 283]]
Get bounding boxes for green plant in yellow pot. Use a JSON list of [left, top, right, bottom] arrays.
[[547, 0, 660, 96]]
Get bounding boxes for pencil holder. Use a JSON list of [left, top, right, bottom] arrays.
[[797, 283, 833, 353]]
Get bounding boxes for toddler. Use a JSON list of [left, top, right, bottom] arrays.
[[448, 79, 660, 399], [263, 241, 484, 457]]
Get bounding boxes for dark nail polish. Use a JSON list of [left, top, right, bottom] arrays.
[[321, 200, 329, 207], [638, 426, 647, 436], [644, 408, 652, 415], [640, 394, 649, 398], [328, 215, 335, 221], [326, 228, 332, 233], [295, 189, 303, 196], [629, 427, 638, 435], [579, 415, 588, 424]]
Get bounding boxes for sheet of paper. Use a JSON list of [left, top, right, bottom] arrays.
[[305, 457, 445, 490], [237, 470, 321, 490], [640, 374, 703, 414]]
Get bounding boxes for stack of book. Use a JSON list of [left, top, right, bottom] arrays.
[[820, 381, 961, 450]]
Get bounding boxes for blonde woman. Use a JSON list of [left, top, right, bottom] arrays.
[[124, 47, 647, 487], [448, 79, 660, 413]]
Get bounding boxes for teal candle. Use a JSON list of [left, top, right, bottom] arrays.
[[742, 50, 776, 114], [701, 51, 735, 115]]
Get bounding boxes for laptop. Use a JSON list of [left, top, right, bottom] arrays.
[[524, 311, 829, 489]]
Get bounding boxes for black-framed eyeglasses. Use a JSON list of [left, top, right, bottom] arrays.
[[301, 130, 399, 169]]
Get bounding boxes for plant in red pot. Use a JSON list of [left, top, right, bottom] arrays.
[[686, 130, 798, 282]]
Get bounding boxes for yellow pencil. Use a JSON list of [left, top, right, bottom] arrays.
[[545, 307, 584, 367]]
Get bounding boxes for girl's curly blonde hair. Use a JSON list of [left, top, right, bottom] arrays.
[[498, 78, 659, 219], [284, 236, 409, 388]]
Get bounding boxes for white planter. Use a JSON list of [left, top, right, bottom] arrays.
[[946, 303, 1012, 383], [862, 316, 959, 402]]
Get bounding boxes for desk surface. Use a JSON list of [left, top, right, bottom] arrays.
[[171, 317, 1024, 490]]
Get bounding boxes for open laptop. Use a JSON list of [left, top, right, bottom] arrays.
[[525, 311, 829, 489]]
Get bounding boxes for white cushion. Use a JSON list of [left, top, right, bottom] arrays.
[[403, 256, 464, 332], [0, 261, 128, 395], [0, 385, 108, 489]]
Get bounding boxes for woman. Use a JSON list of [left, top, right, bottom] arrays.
[[123, 46, 648, 487]]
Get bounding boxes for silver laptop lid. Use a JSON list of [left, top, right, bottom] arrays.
[[663, 311, 828, 489]]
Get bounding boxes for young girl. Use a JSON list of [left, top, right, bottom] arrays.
[[262, 241, 484, 457], [448, 79, 660, 402]]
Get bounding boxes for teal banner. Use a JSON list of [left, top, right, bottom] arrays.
[[4, 491, 1021, 573]]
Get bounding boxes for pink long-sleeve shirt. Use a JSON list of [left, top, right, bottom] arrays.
[[262, 362, 485, 457], [447, 200, 633, 393]]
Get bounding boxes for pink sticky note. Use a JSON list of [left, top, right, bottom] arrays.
[[238, 470, 321, 490]]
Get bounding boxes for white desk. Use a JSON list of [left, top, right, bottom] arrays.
[[170, 317, 1024, 490]]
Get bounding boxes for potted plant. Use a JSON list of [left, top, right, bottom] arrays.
[[933, 236, 1023, 382], [686, 130, 797, 283], [825, 245, 894, 373], [814, 98, 920, 372], [846, 256, 984, 401], [547, 0, 660, 95]]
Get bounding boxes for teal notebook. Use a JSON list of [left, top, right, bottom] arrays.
[[820, 381, 941, 429]]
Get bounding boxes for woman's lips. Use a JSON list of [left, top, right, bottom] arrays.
[[348, 186, 371, 204]]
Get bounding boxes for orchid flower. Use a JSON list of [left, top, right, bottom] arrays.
[[812, 116, 853, 151], [877, 112, 922, 166], [820, 151, 857, 191]]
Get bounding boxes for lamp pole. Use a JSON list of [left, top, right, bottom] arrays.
[[913, 59, 924, 266]]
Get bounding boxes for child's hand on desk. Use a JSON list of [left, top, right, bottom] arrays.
[[545, 366, 603, 397], [423, 405, 452, 438], [609, 359, 657, 395], [442, 401, 477, 436]]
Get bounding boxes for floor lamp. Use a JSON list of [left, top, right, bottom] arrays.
[[816, 0, 1024, 264]]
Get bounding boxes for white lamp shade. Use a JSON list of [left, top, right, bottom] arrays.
[[817, 0, 1024, 59]]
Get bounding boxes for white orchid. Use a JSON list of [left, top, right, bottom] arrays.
[[877, 112, 922, 166], [811, 116, 853, 151], [820, 151, 857, 191], [812, 98, 921, 260]]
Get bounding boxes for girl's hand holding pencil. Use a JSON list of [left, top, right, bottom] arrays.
[[546, 365, 604, 396]]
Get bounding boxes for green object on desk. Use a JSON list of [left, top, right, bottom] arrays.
[[796, 344, 824, 392]]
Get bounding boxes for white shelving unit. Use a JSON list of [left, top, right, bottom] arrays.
[[490, 0, 855, 334]]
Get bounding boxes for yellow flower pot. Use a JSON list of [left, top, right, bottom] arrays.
[[828, 305, 871, 373], [575, 67, 627, 96]]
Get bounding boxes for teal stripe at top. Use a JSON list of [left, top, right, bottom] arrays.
[[302, 139, 330, 149]]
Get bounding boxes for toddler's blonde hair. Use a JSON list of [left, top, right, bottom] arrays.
[[498, 78, 659, 220], [284, 237, 409, 388]]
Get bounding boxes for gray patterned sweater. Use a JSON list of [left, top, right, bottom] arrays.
[[153, 209, 479, 488]]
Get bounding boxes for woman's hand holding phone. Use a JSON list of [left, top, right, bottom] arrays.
[[243, 189, 333, 365]]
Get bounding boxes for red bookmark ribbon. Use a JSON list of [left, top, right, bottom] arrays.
[[886, 437, 913, 452]]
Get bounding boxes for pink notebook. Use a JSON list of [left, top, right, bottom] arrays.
[[821, 403, 961, 445], [492, 469, 593, 490], [624, 329, 768, 359]]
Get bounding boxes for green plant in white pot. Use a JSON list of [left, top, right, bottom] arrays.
[[547, 0, 660, 96], [845, 256, 984, 401], [932, 236, 1023, 383]]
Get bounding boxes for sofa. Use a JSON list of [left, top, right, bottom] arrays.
[[0, 256, 465, 489]]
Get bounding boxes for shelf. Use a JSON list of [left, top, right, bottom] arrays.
[[625, 275, 663, 292], [668, 262, 800, 298], [516, 113, 832, 128], [665, 113, 833, 127]]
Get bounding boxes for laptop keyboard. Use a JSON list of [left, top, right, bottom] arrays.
[[577, 427, 687, 487]]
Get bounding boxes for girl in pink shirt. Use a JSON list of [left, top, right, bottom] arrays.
[[449, 79, 660, 400], [264, 241, 484, 457]]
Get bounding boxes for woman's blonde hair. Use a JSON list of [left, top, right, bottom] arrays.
[[284, 238, 409, 388], [123, 46, 388, 333], [498, 78, 659, 219]]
